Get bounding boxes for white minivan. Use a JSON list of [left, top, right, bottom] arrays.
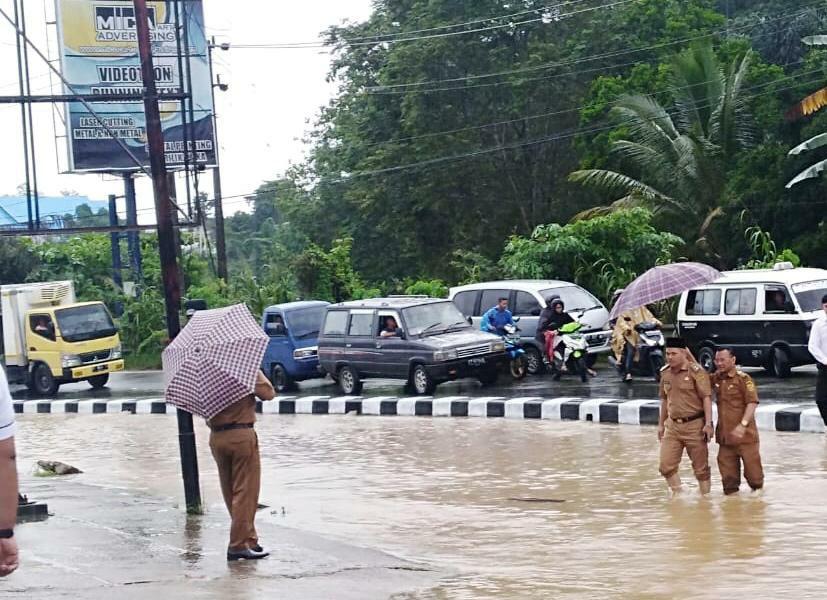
[[677, 264, 827, 377], [448, 280, 612, 374]]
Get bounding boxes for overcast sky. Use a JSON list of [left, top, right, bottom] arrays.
[[0, 0, 373, 222]]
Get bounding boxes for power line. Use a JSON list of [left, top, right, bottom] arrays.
[[363, 3, 823, 93]]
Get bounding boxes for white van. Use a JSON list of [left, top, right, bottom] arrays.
[[448, 280, 612, 374], [677, 264, 827, 377]]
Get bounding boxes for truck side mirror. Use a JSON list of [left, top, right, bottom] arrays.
[[466, 316, 473, 325]]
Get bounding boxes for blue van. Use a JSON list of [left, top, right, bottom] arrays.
[[261, 301, 330, 391]]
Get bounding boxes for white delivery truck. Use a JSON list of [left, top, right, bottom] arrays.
[[1, 281, 123, 395]]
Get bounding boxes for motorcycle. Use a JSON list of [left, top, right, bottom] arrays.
[[551, 321, 590, 382], [501, 323, 528, 379], [608, 321, 666, 381]]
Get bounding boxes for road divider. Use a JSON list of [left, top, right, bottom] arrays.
[[13, 395, 825, 434]]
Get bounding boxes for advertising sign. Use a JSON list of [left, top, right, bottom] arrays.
[[55, 0, 216, 172]]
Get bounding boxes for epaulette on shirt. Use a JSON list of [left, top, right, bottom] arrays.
[[736, 370, 750, 379], [690, 364, 703, 372]]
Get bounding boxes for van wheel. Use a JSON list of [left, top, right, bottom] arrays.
[[411, 364, 436, 395], [337, 366, 363, 395], [271, 364, 294, 393], [770, 347, 792, 378], [30, 363, 60, 396], [88, 374, 109, 389], [524, 346, 544, 375], [698, 346, 716, 373]]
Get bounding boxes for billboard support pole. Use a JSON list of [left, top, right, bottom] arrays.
[[123, 174, 143, 288], [12, 0, 32, 231], [134, 0, 202, 515], [108, 194, 124, 317], [18, 0, 39, 230]]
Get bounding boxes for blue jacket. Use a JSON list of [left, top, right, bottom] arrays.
[[481, 306, 514, 334]]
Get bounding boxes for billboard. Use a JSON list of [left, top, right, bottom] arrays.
[[55, 0, 216, 172]]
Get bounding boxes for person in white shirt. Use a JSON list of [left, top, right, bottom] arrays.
[[0, 367, 18, 577], [807, 293, 827, 426]]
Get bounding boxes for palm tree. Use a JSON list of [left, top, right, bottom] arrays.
[[786, 35, 827, 189], [569, 44, 753, 264]]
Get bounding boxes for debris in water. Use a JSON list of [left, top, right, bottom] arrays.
[[509, 497, 565, 503], [35, 461, 82, 476]]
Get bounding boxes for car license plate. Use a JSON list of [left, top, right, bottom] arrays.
[[468, 358, 486, 367], [93, 365, 108, 373]]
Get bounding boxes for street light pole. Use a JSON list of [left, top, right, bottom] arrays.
[[133, 0, 201, 514], [208, 37, 228, 281]]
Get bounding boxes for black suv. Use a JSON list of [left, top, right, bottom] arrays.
[[317, 297, 509, 395]]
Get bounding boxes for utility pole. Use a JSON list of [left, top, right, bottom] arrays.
[[108, 194, 124, 317], [208, 38, 228, 281], [123, 174, 143, 287], [134, 0, 201, 514]]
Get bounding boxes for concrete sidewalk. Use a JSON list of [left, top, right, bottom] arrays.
[[4, 477, 441, 599]]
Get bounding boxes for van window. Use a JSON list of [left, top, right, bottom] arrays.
[[452, 291, 478, 317], [792, 280, 827, 312], [348, 312, 375, 337], [514, 291, 542, 316], [764, 286, 791, 313], [322, 311, 348, 336], [479, 290, 510, 314], [685, 289, 721, 316], [540, 286, 600, 311], [725, 288, 757, 315]]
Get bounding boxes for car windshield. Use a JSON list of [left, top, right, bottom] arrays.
[[403, 301, 469, 336], [792, 280, 827, 313], [55, 304, 117, 343], [540, 286, 602, 312], [285, 306, 327, 340]]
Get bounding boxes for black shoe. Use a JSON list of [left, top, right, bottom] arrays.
[[227, 547, 270, 561], [252, 544, 263, 553]]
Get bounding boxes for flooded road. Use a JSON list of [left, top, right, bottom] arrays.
[[14, 414, 827, 598]]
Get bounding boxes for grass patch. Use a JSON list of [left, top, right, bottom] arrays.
[[125, 352, 162, 371]]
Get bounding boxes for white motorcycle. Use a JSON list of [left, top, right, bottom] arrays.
[[551, 321, 590, 382]]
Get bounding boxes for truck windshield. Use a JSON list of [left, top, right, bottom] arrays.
[[55, 304, 117, 343], [285, 306, 327, 340], [403, 302, 468, 336], [792, 280, 827, 313]]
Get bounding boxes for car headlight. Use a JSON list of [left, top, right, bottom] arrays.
[[293, 346, 318, 360], [491, 341, 505, 352], [111, 343, 123, 360], [61, 354, 82, 368], [434, 349, 458, 362]]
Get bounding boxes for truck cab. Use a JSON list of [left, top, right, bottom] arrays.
[[261, 301, 330, 392], [2, 282, 124, 395]]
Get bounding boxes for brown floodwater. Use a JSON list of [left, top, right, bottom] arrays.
[[15, 414, 827, 599]]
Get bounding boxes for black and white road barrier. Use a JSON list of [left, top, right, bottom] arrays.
[[13, 395, 826, 434]]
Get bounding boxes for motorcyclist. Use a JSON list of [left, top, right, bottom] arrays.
[[611, 289, 662, 382], [536, 295, 563, 362], [481, 296, 515, 336], [543, 298, 598, 379]]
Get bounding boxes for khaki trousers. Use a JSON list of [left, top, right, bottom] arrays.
[[209, 428, 261, 551], [717, 442, 764, 494], [659, 419, 710, 482]]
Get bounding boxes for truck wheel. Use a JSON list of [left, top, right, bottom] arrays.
[[31, 363, 60, 396], [770, 347, 792, 378], [510, 355, 528, 380], [411, 364, 436, 395], [271, 364, 294, 393], [337, 365, 363, 396], [88, 374, 109, 389], [698, 346, 716, 373], [524, 346, 544, 375]]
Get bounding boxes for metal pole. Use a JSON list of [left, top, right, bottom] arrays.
[[134, 0, 201, 515], [123, 174, 143, 286], [19, 0, 39, 229], [108, 195, 124, 315], [173, 0, 192, 219], [13, 0, 32, 230], [208, 38, 228, 281]]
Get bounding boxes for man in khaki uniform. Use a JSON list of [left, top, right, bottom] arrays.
[[658, 338, 714, 494], [711, 347, 764, 494], [208, 371, 275, 561]]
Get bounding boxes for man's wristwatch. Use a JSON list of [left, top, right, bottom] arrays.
[[0, 529, 14, 539], [740, 419, 750, 427]]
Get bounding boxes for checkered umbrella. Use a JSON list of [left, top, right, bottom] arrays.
[[162, 303, 269, 419], [610, 262, 721, 320]]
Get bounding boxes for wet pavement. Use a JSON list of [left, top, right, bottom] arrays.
[[7, 413, 827, 598], [11, 365, 820, 406]]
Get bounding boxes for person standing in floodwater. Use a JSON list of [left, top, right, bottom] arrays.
[[657, 338, 713, 495], [711, 347, 764, 495]]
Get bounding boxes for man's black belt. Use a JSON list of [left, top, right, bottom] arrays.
[[670, 412, 704, 424], [210, 422, 254, 432]]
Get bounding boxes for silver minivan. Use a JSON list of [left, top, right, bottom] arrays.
[[448, 280, 612, 374]]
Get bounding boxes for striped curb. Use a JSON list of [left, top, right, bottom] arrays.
[[13, 395, 826, 434]]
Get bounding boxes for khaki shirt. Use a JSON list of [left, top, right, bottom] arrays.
[[207, 395, 256, 429], [711, 369, 759, 445], [659, 363, 711, 420]]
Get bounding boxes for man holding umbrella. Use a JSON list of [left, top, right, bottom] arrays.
[[658, 338, 714, 495], [163, 304, 276, 561]]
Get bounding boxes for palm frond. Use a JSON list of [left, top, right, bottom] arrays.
[[698, 206, 725, 238], [786, 158, 827, 188], [785, 86, 827, 121], [788, 132, 827, 155], [568, 169, 668, 202]]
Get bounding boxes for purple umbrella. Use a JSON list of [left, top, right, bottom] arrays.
[[162, 303, 269, 419], [610, 262, 721, 320]]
